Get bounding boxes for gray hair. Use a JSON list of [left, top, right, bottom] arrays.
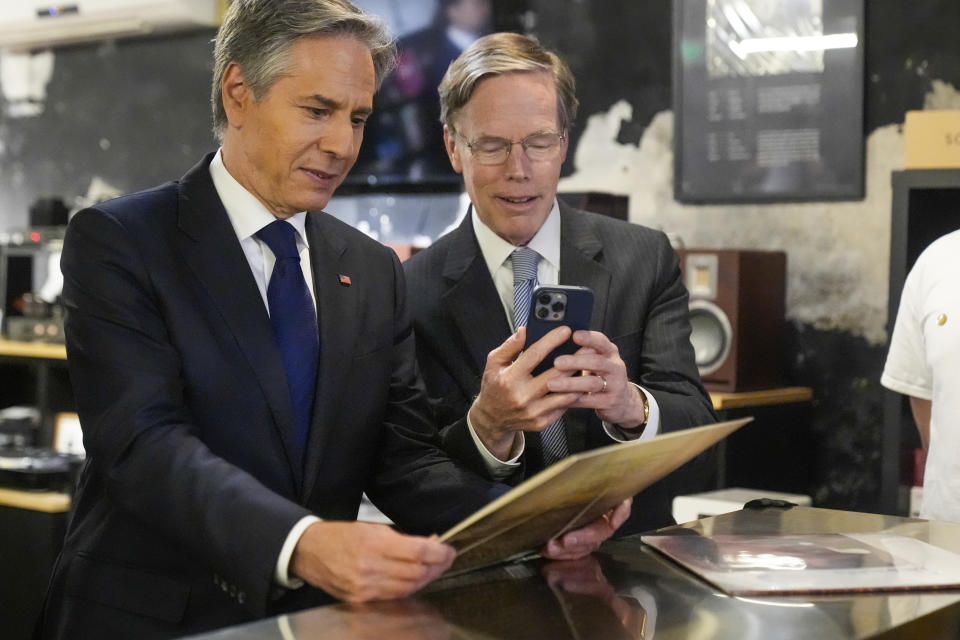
[[211, 0, 397, 141], [438, 32, 578, 133]]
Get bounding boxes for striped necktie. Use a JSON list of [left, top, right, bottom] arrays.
[[511, 247, 569, 467]]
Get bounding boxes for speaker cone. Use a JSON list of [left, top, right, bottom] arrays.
[[688, 299, 733, 377]]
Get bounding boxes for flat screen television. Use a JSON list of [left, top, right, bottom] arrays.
[[345, 0, 524, 193]]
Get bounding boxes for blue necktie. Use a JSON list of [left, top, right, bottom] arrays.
[[256, 220, 319, 469], [511, 247, 569, 467]]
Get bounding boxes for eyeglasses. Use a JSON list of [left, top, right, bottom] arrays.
[[455, 130, 566, 165]]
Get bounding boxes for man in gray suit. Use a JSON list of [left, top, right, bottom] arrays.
[[404, 33, 717, 534]]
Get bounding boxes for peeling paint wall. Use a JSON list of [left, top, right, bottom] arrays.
[[560, 107, 910, 347], [0, 32, 218, 228]]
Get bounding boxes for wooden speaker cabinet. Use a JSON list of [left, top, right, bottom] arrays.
[[675, 249, 786, 392]]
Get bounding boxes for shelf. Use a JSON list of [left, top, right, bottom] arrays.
[[709, 386, 813, 411], [0, 338, 66, 360], [0, 487, 69, 513]]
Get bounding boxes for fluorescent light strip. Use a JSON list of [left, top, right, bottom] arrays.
[[730, 33, 859, 59]]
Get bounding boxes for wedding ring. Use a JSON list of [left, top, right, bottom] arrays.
[[600, 376, 607, 393]]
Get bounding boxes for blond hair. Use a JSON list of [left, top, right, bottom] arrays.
[[438, 32, 578, 132]]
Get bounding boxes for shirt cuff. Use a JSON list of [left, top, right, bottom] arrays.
[[275, 515, 322, 589], [467, 411, 524, 479], [603, 383, 661, 443]]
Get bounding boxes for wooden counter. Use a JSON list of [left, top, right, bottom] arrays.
[[0, 486, 70, 513], [708, 386, 815, 491], [710, 385, 814, 410], [0, 338, 67, 360]]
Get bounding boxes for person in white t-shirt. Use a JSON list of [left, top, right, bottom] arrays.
[[882, 229, 960, 522]]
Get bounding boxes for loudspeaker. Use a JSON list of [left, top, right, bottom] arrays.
[[675, 249, 786, 392]]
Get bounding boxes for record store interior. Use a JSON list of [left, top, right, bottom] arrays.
[[2, 1, 960, 638]]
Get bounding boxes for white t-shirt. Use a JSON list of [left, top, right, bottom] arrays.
[[881, 229, 960, 522]]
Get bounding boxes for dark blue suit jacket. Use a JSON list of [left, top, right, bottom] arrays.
[[39, 155, 504, 639]]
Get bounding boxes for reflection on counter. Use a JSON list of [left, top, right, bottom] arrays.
[[188, 508, 960, 640]]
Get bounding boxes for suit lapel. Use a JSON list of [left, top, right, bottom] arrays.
[[558, 202, 613, 454], [174, 155, 302, 491], [301, 212, 356, 501], [440, 213, 512, 375], [558, 202, 611, 333]]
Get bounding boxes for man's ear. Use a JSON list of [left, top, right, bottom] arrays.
[[221, 62, 251, 129], [443, 124, 464, 174]]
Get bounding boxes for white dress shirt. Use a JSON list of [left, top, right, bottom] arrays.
[[209, 150, 319, 590], [467, 201, 661, 478]]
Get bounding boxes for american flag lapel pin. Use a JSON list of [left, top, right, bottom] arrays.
[[338, 274, 352, 287]]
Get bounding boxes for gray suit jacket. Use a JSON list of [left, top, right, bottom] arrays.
[[404, 202, 717, 532]]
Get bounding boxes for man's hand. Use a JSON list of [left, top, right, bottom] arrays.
[[541, 498, 632, 560], [547, 330, 648, 429], [542, 555, 648, 636], [290, 521, 455, 602], [469, 326, 583, 459]]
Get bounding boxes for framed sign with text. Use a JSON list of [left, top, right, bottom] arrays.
[[673, 0, 864, 203]]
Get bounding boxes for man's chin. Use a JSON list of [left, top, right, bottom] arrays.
[[493, 212, 551, 245], [293, 193, 335, 213]]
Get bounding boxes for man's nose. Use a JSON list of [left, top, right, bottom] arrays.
[[319, 116, 356, 158], [503, 142, 531, 179]]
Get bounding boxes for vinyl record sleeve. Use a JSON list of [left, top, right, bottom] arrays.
[[643, 532, 960, 596], [441, 418, 751, 574]]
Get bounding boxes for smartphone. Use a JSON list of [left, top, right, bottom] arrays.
[[522, 285, 594, 376]]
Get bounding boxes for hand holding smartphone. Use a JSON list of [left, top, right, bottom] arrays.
[[522, 285, 594, 376]]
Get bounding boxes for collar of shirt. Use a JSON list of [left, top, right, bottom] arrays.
[[209, 149, 310, 249], [472, 200, 561, 329], [208, 149, 315, 310], [471, 200, 561, 279]]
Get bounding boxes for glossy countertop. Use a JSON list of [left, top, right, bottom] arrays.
[[188, 507, 960, 639]]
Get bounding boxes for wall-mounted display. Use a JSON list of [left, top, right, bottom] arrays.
[[347, 0, 522, 192], [673, 0, 864, 202]]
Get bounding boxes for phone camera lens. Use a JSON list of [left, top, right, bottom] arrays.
[[551, 301, 565, 313], [537, 293, 551, 305], [536, 307, 549, 319]]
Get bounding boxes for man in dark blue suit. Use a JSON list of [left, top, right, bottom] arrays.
[[39, 2, 627, 638]]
